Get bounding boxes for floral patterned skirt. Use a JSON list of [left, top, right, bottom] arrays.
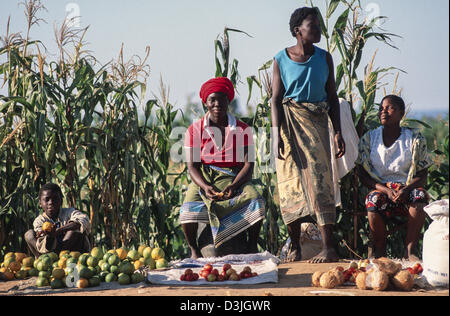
[[365, 182, 429, 219]]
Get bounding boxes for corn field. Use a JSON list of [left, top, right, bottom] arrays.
[[1, 0, 448, 260]]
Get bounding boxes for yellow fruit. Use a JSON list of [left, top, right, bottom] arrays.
[[59, 250, 70, 258], [4, 252, 15, 260], [22, 257, 34, 268], [3, 256, 16, 267], [127, 250, 140, 261], [58, 258, 67, 269], [14, 253, 27, 263], [0, 267, 6, 273], [42, 221, 54, 233], [155, 258, 168, 269], [151, 248, 165, 260], [77, 278, 89, 288], [137, 245, 147, 257], [142, 247, 152, 258], [69, 251, 81, 259], [116, 248, 127, 261], [90, 247, 104, 260], [8, 261, 21, 273], [108, 249, 116, 254], [134, 260, 143, 270]]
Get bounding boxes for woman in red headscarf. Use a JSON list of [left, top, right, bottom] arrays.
[[180, 77, 266, 259]]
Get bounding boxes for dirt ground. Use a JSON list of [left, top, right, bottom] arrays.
[[0, 260, 448, 297]]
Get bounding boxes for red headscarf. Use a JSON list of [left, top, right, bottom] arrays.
[[199, 77, 235, 104]]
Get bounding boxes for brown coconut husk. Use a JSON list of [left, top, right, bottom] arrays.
[[372, 257, 402, 277], [311, 271, 323, 287], [392, 270, 415, 291], [319, 271, 339, 289]]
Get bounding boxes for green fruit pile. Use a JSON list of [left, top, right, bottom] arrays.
[[2, 244, 166, 290], [32, 246, 149, 289]]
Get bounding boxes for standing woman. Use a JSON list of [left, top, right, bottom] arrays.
[[271, 7, 345, 263]]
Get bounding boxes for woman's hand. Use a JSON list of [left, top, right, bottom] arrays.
[[272, 129, 285, 160], [334, 132, 345, 159], [383, 187, 397, 202], [222, 184, 237, 200], [393, 187, 410, 204], [203, 185, 220, 201]]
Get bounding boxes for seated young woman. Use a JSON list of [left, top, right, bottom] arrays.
[[180, 77, 266, 259], [356, 95, 432, 261]]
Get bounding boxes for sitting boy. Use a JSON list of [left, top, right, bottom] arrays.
[[24, 183, 91, 257]]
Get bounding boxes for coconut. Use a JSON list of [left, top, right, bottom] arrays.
[[311, 271, 323, 287], [355, 271, 367, 290], [392, 270, 414, 291], [319, 271, 339, 289], [330, 268, 345, 285], [372, 257, 401, 276], [367, 269, 389, 291]]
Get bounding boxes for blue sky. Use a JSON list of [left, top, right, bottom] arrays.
[[1, 0, 449, 116]]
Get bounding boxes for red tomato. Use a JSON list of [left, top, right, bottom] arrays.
[[192, 273, 199, 281], [413, 263, 423, 274], [407, 267, 415, 274], [185, 274, 193, 281], [211, 268, 219, 276], [223, 263, 231, 272], [252, 272, 258, 277], [180, 274, 186, 281], [239, 271, 247, 279], [203, 263, 213, 272], [184, 268, 193, 275], [217, 275, 225, 281], [221, 270, 228, 280]]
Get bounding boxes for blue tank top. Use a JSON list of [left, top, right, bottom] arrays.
[[274, 45, 329, 103]]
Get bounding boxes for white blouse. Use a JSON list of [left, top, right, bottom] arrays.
[[369, 126, 413, 183]]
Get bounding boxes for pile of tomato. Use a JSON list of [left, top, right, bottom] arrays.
[[180, 263, 258, 282]]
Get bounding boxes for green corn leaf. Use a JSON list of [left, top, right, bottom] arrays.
[[326, 0, 341, 19]]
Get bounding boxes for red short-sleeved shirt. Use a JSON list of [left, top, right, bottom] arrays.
[[184, 113, 254, 168]]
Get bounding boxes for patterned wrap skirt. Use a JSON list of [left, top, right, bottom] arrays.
[[276, 99, 336, 226], [179, 164, 266, 247], [365, 182, 429, 219]]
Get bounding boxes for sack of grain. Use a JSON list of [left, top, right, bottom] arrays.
[[422, 199, 449, 288]]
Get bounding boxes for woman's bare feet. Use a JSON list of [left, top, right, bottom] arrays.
[[404, 251, 421, 263], [190, 246, 203, 259], [283, 242, 302, 263], [307, 248, 339, 263]]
